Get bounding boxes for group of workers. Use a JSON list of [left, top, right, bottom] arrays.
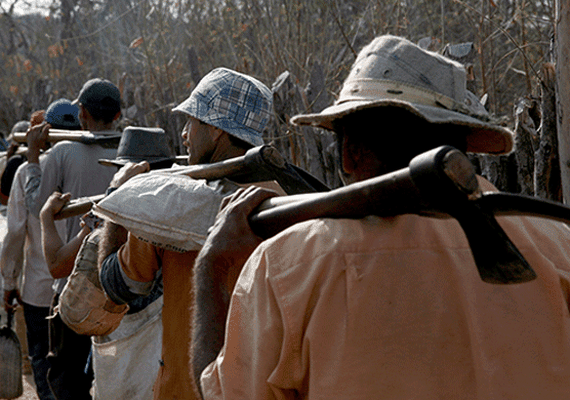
[[1, 34, 570, 400]]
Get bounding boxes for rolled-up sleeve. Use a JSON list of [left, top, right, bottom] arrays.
[[100, 233, 162, 304]]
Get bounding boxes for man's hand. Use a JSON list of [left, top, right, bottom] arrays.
[[108, 161, 150, 190], [26, 122, 50, 164], [3, 289, 22, 313], [198, 186, 278, 292], [40, 192, 72, 221]]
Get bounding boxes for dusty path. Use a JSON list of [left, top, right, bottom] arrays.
[[14, 374, 39, 400]]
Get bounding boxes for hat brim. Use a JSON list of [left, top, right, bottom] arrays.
[[98, 157, 176, 168], [291, 99, 514, 155]]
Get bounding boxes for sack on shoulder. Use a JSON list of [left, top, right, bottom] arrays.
[[57, 229, 129, 336]]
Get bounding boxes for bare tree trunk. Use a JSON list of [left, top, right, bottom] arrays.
[[555, 0, 570, 204], [535, 63, 561, 201], [513, 98, 537, 196]]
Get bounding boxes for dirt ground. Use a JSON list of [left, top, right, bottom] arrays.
[[16, 374, 39, 400]]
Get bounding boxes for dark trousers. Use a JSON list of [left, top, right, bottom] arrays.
[[22, 302, 56, 400], [47, 294, 93, 400]]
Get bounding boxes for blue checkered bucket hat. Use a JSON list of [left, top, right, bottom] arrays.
[[172, 68, 273, 146]]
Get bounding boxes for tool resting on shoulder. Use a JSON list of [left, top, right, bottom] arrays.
[[250, 146, 570, 285]]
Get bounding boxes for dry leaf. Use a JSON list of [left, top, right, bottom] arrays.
[[130, 37, 144, 49]]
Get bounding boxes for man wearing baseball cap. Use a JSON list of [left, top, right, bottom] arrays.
[[97, 68, 273, 399], [1, 99, 81, 400], [25, 79, 121, 399], [190, 36, 570, 399]]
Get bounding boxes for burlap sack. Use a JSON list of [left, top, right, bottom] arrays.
[[57, 229, 129, 336], [92, 173, 238, 252]]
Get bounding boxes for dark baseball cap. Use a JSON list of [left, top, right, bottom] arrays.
[[73, 78, 121, 115], [45, 98, 81, 130]]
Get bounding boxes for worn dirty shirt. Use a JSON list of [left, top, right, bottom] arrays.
[[25, 136, 117, 293], [201, 180, 570, 399]]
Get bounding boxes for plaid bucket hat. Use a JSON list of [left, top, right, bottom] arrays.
[[172, 68, 273, 147], [291, 35, 514, 154]]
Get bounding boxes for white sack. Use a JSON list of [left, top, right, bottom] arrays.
[[92, 173, 238, 252]]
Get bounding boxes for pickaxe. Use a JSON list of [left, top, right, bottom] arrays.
[[54, 145, 329, 220], [249, 146, 569, 285]]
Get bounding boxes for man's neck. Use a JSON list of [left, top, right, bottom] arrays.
[[82, 119, 115, 133], [210, 146, 247, 164]]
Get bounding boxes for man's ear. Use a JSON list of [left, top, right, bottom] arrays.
[[211, 127, 226, 142], [341, 134, 359, 174], [112, 110, 121, 122]]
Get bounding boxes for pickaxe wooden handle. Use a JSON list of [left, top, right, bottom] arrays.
[[12, 129, 122, 146], [250, 146, 542, 285], [54, 145, 328, 220]]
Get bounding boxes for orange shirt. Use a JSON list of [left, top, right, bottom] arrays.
[[202, 205, 570, 398], [118, 234, 200, 400]]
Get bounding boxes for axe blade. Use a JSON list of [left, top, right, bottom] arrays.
[[410, 146, 537, 284]]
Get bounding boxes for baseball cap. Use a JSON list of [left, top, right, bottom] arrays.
[[73, 78, 121, 116], [45, 98, 81, 130]]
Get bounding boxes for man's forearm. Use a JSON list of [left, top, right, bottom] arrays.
[[191, 251, 233, 398], [97, 221, 128, 269]]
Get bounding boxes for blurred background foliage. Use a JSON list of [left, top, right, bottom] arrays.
[[0, 0, 555, 187]]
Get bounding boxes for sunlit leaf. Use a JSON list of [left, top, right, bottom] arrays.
[[130, 37, 144, 49]]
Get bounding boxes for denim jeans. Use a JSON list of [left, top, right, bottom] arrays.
[[22, 302, 56, 400], [46, 294, 93, 400]]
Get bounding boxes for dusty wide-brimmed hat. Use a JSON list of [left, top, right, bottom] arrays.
[[291, 35, 513, 154], [172, 67, 272, 147], [99, 126, 176, 167]]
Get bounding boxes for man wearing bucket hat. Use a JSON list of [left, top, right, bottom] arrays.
[[190, 35, 570, 399], [96, 67, 273, 399], [24, 79, 122, 400], [1, 100, 81, 400]]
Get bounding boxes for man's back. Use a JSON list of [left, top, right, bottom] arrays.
[[27, 137, 117, 241], [202, 205, 570, 399]]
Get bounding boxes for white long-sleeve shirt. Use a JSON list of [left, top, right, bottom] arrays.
[[0, 159, 65, 307]]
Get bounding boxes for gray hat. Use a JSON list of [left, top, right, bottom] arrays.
[[73, 78, 121, 115], [98, 126, 175, 167], [172, 68, 272, 147], [45, 98, 81, 130], [10, 120, 30, 134], [291, 35, 514, 154]]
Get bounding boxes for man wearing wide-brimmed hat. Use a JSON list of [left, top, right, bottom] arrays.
[[96, 68, 273, 400], [190, 35, 570, 399], [38, 126, 178, 400]]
